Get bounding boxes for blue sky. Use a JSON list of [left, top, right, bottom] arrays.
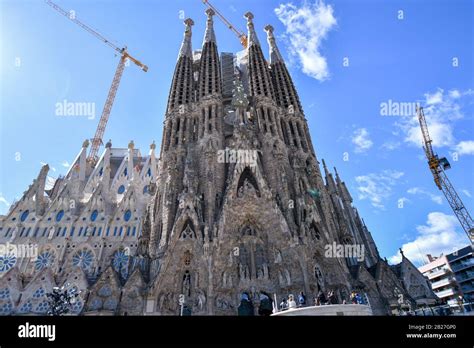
[[0, 0, 473, 265]]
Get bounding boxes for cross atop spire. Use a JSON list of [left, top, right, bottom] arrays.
[[178, 18, 194, 59], [244, 12, 260, 47], [203, 8, 216, 44], [264, 25, 283, 64]]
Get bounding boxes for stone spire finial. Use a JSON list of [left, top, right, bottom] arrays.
[[150, 141, 156, 150], [105, 139, 112, 149], [322, 159, 330, 176], [203, 8, 216, 44], [178, 18, 194, 59], [82, 139, 90, 148], [264, 24, 283, 64], [334, 167, 341, 182], [244, 12, 260, 47], [128, 140, 135, 150]]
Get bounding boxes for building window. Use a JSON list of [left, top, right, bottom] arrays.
[[124, 210, 132, 222], [56, 210, 65, 222], [90, 210, 98, 222], [118, 185, 125, 194], [98, 227, 102, 237], [70, 227, 75, 237], [72, 249, 93, 270], [20, 210, 29, 222]]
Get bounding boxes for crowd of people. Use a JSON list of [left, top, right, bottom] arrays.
[[237, 289, 368, 315]]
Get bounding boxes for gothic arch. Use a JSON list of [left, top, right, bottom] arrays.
[[237, 167, 260, 197]]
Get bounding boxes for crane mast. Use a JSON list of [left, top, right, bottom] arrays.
[[202, 0, 248, 48], [45, 0, 148, 164], [417, 106, 474, 243]]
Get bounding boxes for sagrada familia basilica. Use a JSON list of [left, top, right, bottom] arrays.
[[0, 9, 437, 315]]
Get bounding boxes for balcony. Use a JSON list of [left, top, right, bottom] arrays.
[[428, 268, 450, 280], [451, 259, 474, 272], [461, 284, 474, 293], [434, 288, 456, 298], [456, 271, 474, 282], [431, 277, 455, 290]]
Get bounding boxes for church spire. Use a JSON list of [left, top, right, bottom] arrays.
[[203, 8, 216, 44], [178, 18, 194, 59], [264, 25, 283, 64], [265, 25, 302, 115], [198, 10, 221, 98], [244, 12, 274, 99], [244, 12, 260, 47], [166, 18, 195, 114]]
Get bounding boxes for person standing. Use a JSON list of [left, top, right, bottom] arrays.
[[288, 294, 297, 309], [238, 292, 254, 316], [258, 293, 273, 316], [297, 291, 306, 307]]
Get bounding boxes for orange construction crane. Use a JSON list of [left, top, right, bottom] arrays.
[[202, 0, 247, 48], [46, 0, 148, 164], [417, 106, 474, 243]]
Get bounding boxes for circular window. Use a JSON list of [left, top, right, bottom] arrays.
[[56, 210, 64, 222], [143, 185, 149, 194], [124, 210, 132, 222], [20, 210, 29, 222], [90, 210, 98, 222], [118, 185, 125, 194]]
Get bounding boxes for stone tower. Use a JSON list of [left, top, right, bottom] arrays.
[[146, 11, 395, 315], [0, 9, 438, 317]]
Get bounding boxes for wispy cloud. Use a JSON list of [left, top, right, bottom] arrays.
[[355, 170, 404, 209], [397, 88, 473, 151], [352, 128, 373, 153], [0, 193, 10, 207], [407, 187, 443, 205], [381, 141, 401, 151], [454, 140, 474, 156], [389, 212, 467, 266], [461, 189, 472, 198], [61, 161, 71, 168], [275, 0, 337, 81]]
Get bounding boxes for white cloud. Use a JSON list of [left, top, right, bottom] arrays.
[[388, 212, 467, 266], [355, 170, 404, 209], [407, 187, 443, 205], [275, 0, 337, 81], [461, 189, 472, 198], [352, 128, 373, 153], [0, 193, 10, 207], [449, 89, 461, 99], [454, 140, 474, 155], [62, 161, 71, 168], [425, 89, 443, 105], [397, 88, 472, 151], [381, 141, 401, 151]]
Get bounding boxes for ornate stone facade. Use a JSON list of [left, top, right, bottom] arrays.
[[0, 10, 436, 316]]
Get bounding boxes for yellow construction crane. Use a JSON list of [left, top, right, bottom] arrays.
[[46, 0, 148, 164], [202, 0, 248, 48], [417, 106, 474, 243]]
